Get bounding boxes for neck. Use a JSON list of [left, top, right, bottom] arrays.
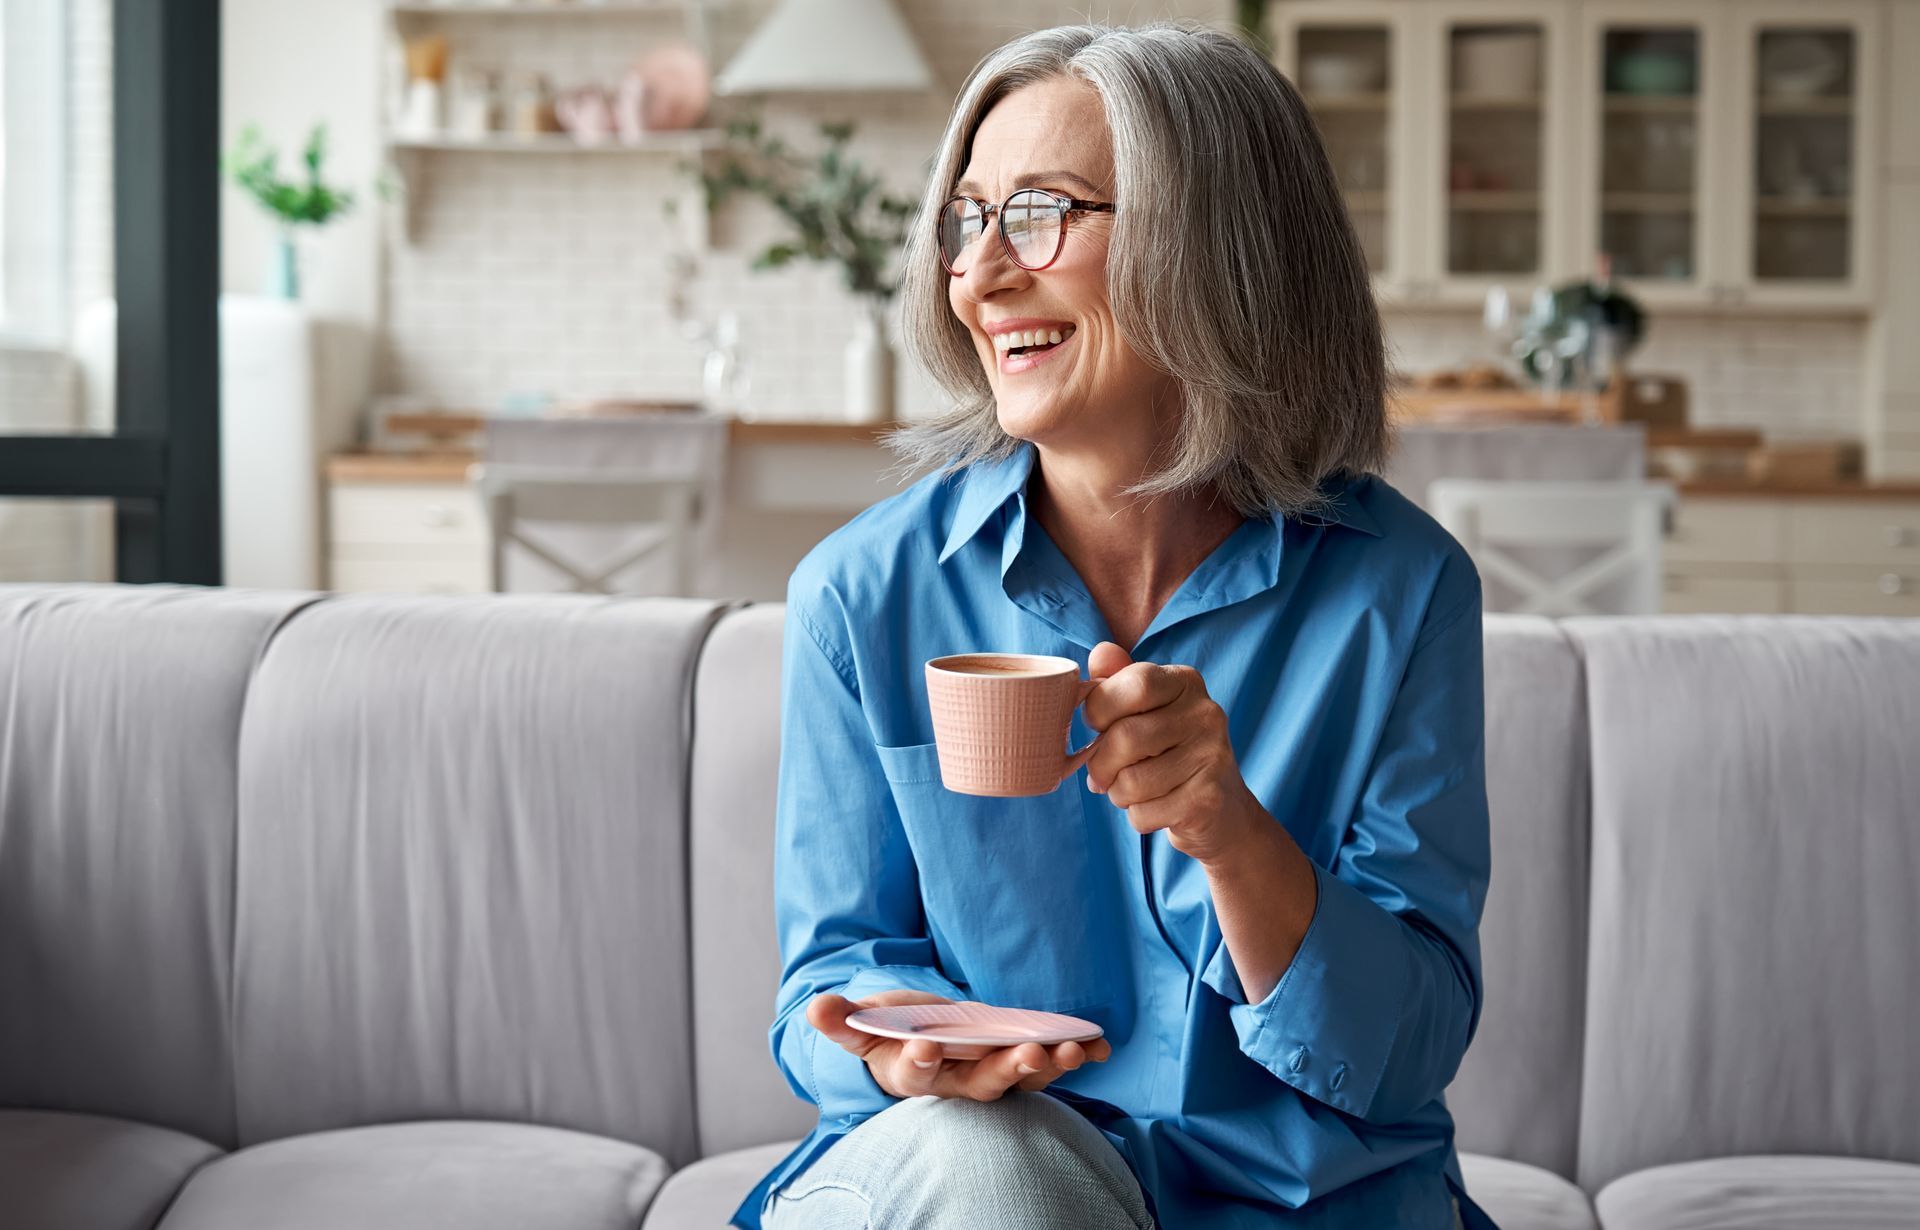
[[1026, 442, 1246, 608]]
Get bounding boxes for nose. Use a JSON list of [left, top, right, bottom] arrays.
[[952, 224, 1031, 306]]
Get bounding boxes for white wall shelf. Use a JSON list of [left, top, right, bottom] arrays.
[[389, 132, 720, 154], [389, 2, 728, 17], [380, 0, 720, 248]]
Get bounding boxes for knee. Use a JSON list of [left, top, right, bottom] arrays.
[[877, 1092, 1141, 1207]]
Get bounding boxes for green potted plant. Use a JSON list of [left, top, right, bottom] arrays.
[[223, 124, 355, 300], [1516, 272, 1647, 395], [685, 115, 917, 422]]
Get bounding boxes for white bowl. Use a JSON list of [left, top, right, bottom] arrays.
[[1302, 53, 1385, 98]]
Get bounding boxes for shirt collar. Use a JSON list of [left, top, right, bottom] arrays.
[[939, 442, 1381, 566], [938, 444, 1038, 565]]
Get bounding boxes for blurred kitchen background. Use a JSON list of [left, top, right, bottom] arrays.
[[2, 0, 1918, 615]]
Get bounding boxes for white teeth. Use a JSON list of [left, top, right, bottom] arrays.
[[991, 325, 1071, 352]]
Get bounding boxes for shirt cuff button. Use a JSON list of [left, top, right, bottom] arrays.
[[1288, 1046, 1309, 1073], [1330, 1063, 1349, 1090]]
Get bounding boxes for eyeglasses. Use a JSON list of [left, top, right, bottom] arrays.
[[936, 188, 1116, 276]]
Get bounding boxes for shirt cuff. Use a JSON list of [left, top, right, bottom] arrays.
[[805, 964, 969, 1125], [1220, 861, 1409, 1119]]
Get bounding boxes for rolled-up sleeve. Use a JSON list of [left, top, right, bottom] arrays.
[[767, 585, 966, 1127], [1204, 577, 1489, 1124]]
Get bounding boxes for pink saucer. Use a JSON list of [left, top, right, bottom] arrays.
[[847, 1002, 1103, 1060]]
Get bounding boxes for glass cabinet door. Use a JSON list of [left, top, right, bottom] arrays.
[[1276, 6, 1411, 290], [1748, 27, 1858, 284], [1296, 25, 1394, 272], [1441, 19, 1549, 280], [1725, 2, 1880, 305], [1591, 20, 1708, 292]]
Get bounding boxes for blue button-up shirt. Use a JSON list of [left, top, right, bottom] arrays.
[[733, 442, 1490, 1229]]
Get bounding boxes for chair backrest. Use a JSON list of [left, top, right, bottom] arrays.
[[1429, 480, 1674, 617], [476, 464, 701, 596], [1562, 615, 1920, 1191]]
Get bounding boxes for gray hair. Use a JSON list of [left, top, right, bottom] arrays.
[[889, 22, 1389, 520]]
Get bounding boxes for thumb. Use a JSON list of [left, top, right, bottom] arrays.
[[1088, 640, 1133, 682]]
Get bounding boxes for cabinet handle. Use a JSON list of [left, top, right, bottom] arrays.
[[419, 503, 453, 528], [1878, 573, 1911, 597], [1886, 526, 1917, 548]]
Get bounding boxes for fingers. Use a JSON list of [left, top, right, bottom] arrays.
[[932, 1042, 1049, 1101], [1083, 662, 1202, 735], [805, 994, 867, 1051], [1085, 709, 1183, 793], [887, 1038, 946, 1098], [1086, 640, 1133, 682]]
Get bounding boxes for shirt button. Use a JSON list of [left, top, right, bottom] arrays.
[[1331, 1064, 1349, 1090], [1289, 1046, 1309, 1073]]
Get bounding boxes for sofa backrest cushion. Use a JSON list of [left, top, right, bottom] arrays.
[[687, 603, 816, 1155], [0, 585, 316, 1148], [230, 594, 723, 1166], [1447, 615, 1590, 1179], [1566, 616, 1920, 1190]]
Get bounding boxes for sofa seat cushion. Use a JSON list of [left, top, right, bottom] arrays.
[[1595, 1156, 1920, 1229], [645, 1145, 1597, 1230], [0, 1108, 223, 1230], [641, 1142, 797, 1229], [1460, 1153, 1597, 1230], [1589, 1159, 1920, 1220], [155, 1120, 667, 1230]]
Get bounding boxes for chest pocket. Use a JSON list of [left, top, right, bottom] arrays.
[[875, 742, 1119, 1016]]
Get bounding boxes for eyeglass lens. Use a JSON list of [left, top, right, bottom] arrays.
[[939, 190, 1063, 274]]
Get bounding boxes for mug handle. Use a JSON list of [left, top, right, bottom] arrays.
[[1058, 677, 1101, 783]]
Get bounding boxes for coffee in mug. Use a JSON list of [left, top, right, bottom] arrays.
[[925, 653, 1099, 797]]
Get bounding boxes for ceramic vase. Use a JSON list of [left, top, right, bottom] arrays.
[[268, 231, 300, 300], [844, 300, 894, 424]]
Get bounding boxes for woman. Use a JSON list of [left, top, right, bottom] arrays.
[[734, 22, 1490, 1230]]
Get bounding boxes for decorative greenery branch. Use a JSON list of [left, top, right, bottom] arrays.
[[223, 124, 355, 228], [690, 115, 917, 304]]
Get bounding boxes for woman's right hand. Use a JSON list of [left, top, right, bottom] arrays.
[[807, 990, 1111, 1101]]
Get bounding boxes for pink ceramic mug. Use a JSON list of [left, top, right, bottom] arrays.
[[925, 653, 1099, 797]]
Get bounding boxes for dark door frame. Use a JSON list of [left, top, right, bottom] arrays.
[[0, 0, 221, 584]]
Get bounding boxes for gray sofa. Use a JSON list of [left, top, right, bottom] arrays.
[[1, 585, 1916, 1230]]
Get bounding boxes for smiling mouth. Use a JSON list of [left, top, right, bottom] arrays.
[[992, 325, 1076, 369]]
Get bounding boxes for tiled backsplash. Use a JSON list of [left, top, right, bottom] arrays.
[[1386, 310, 1868, 441]]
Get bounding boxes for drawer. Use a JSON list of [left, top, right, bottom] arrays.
[[1660, 571, 1789, 615], [1789, 569, 1920, 617], [328, 554, 491, 594], [1786, 502, 1920, 568], [1665, 499, 1786, 566], [329, 483, 487, 549]]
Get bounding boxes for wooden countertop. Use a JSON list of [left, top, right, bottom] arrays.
[[327, 432, 1920, 502], [1674, 479, 1920, 501], [329, 420, 908, 483]]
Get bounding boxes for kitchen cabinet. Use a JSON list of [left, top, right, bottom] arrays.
[[1271, 2, 1419, 296], [329, 472, 492, 595], [1275, 0, 1886, 311], [1721, 1, 1882, 309], [1662, 490, 1920, 613]]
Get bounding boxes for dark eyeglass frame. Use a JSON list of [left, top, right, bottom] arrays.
[[937, 188, 1117, 276]]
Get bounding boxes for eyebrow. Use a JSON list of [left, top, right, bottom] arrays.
[[953, 170, 1106, 198]]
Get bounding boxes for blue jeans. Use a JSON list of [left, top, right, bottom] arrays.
[[762, 1092, 1155, 1230], [762, 1090, 1468, 1229]]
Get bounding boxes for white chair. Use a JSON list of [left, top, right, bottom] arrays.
[[1428, 480, 1676, 617], [474, 464, 700, 596]]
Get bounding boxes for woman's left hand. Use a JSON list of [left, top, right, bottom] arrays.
[[1081, 642, 1266, 864]]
